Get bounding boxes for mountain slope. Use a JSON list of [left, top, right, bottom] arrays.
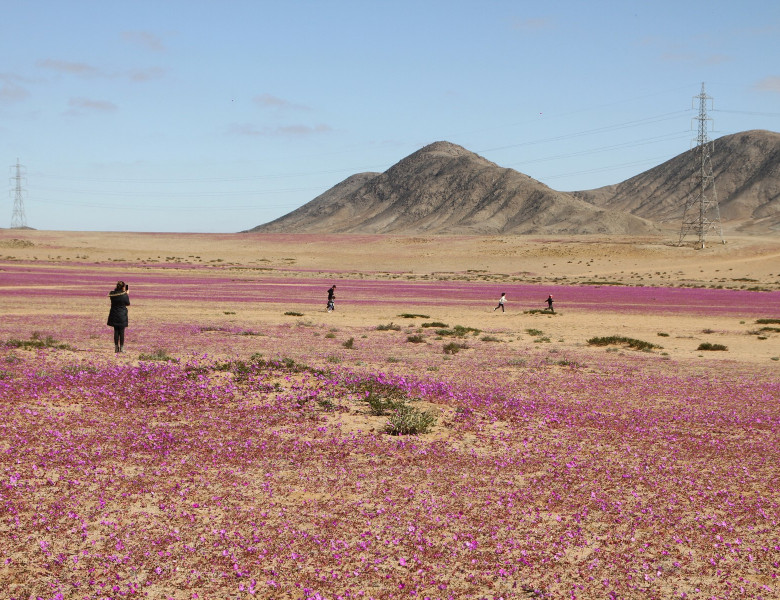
[[250, 142, 658, 235], [573, 130, 780, 233]]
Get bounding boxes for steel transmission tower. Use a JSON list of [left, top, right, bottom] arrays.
[[678, 83, 723, 248], [10, 159, 28, 229]]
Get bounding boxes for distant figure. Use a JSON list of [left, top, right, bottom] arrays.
[[493, 293, 506, 312], [327, 285, 336, 312], [107, 281, 130, 353], [546, 294, 554, 313]]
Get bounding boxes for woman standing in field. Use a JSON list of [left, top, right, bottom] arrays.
[[107, 281, 130, 353]]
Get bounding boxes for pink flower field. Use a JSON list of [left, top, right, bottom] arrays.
[[1, 261, 779, 599]]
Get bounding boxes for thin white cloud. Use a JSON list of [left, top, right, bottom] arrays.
[[128, 67, 166, 82], [0, 74, 30, 104], [278, 124, 331, 135], [122, 31, 166, 52], [253, 93, 310, 111], [228, 122, 331, 136], [65, 97, 118, 116], [702, 54, 731, 66], [754, 76, 780, 93], [0, 82, 29, 103], [38, 59, 102, 77], [37, 58, 164, 84], [660, 52, 696, 63]]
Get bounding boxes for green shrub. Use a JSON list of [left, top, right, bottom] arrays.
[[6, 332, 72, 351], [324, 332, 336, 339], [756, 318, 780, 324], [443, 341, 468, 354], [480, 335, 501, 342], [407, 334, 425, 343], [399, 313, 430, 319], [436, 325, 480, 337], [366, 392, 405, 416], [316, 399, 337, 411], [525, 328, 544, 337], [587, 336, 661, 351], [138, 349, 178, 362], [62, 364, 99, 376], [385, 404, 437, 435], [657, 332, 669, 337], [342, 337, 354, 349], [697, 342, 727, 351], [284, 311, 303, 316], [376, 322, 401, 331], [421, 322, 448, 328]]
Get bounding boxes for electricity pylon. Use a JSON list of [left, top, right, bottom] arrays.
[[10, 159, 28, 229], [678, 83, 724, 249]]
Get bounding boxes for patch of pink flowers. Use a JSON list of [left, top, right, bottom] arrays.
[[0, 263, 778, 599]]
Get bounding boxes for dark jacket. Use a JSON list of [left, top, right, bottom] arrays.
[[107, 291, 130, 328]]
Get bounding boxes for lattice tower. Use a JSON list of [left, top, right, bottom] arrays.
[[678, 83, 724, 248], [10, 159, 28, 229]]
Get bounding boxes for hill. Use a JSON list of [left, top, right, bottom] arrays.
[[573, 130, 780, 233], [251, 142, 657, 235], [248, 130, 780, 235]]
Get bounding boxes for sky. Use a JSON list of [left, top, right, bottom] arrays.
[[1, 0, 779, 233]]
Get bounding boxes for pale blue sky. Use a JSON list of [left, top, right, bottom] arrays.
[[2, 0, 779, 232]]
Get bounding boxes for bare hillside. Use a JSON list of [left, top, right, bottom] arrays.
[[250, 142, 658, 235], [574, 130, 780, 233]]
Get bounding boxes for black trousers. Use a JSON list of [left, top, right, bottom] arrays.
[[113, 326, 126, 346]]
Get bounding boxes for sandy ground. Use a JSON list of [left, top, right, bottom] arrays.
[[2, 230, 779, 286], [1, 230, 779, 367]]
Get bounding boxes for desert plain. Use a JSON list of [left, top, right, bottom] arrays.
[[1, 229, 779, 599]]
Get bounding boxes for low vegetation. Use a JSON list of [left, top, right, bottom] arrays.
[[138, 348, 178, 362], [5, 333, 72, 351], [435, 325, 481, 338], [443, 341, 468, 354], [587, 336, 661, 351], [697, 342, 728, 351], [385, 403, 438, 435]]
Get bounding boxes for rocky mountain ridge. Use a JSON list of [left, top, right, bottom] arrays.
[[249, 130, 780, 235]]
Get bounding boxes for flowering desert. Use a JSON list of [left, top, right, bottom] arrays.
[[1, 231, 779, 600]]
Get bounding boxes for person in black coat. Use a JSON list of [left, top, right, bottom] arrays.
[[107, 281, 130, 353], [326, 285, 336, 312]]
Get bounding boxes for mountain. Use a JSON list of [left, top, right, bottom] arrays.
[[573, 130, 780, 233], [249, 142, 658, 235], [247, 130, 780, 235]]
